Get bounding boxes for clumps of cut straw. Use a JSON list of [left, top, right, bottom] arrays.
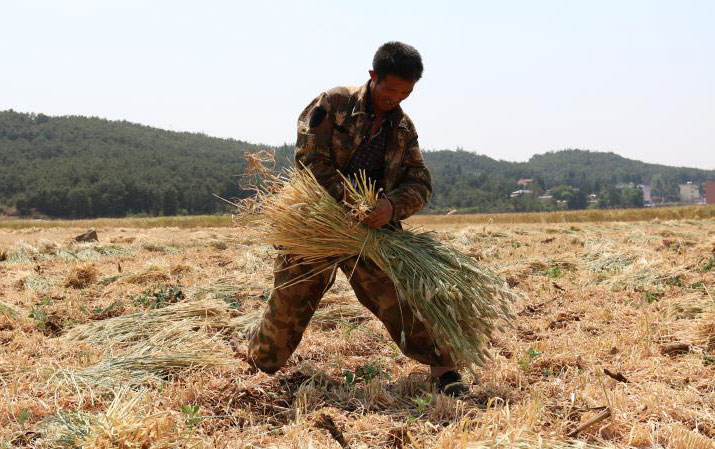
[[63, 299, 233, 346], [54, 326, 234, 394], [581, 238, 689, 292], [55, 300, 236, 393], [528, 258, 578, 275], [583, 239, 636, 273], [65, 264, 99, 289], [194, 275, 267, 306], [238, 166, 516, 369], [696, 312, 715, 352], [0, 240, 133, 264], [0, 300, 20, 319], [44, 387, 199, 449], [445, 437, 608, 449], [667, 292, 714, 320], [79, 337, 231, 382], [58, 297, 367, 393], [600, 262, 682, 292], [122, 265, 170, 285], [141, 241, 181, 255]]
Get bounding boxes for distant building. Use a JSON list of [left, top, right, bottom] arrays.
[[615, 182, 635, 191], [705, 181, 715, 205], [679, 182, 701, 204], [639, 184, 652, 204], [517, 178, 533, 187], [587, 194, 598, 204], [510, 189, 532, 198]]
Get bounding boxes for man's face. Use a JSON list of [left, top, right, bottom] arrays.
[[368, 70, 416, 113]]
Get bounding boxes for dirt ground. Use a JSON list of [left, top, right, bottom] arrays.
[[1, 218, 714, 448]]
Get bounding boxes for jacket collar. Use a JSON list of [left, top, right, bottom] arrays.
[[351, 80, 370, 116]]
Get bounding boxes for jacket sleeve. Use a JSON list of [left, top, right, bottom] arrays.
[[295, 92, 345, 202], [385, 132, 433, 221]]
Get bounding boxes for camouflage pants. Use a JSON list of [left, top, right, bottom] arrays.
[[247, 254, 455, 374]]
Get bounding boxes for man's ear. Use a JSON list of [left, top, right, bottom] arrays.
[[368, 70, 378, 83]]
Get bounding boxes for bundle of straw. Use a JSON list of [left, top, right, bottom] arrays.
[[241, 168, 516, 369]]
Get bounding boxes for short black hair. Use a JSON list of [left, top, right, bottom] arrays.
[[372, 41, 423, 82]]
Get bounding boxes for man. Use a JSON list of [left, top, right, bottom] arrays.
[[248, 42, 467, 396]]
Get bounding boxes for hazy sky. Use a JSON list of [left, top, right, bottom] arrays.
[[2, 0, 713, 169]]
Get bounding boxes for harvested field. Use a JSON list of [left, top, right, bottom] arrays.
[[0, 218, 714, 448], [0, 204, 713, 230]]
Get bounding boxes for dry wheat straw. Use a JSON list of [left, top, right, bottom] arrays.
[[55, 302, 235, 393], [239, 167, 516, 369], [44, 387, 199, 449], [63, 299, 232, 346], [53, 331, 234, 392], [0, 301, 20, 319], [459, 438, 607, 448]]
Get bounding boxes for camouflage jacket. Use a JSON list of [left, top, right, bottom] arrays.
[[295, 81, 432, 221]]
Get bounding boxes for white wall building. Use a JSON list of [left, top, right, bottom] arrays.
[[679, 182, 700, 203], [639, 184, 652, 204]]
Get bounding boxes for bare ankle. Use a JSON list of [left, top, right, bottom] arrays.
[[430, 366, 456, 379]]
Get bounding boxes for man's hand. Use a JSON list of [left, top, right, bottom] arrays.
[[360, 198, 394, 229]]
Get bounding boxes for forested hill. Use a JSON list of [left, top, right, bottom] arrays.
[[424, 149, 715, 212], [0, 110, 292, 217], [1, 110, 713, 217]]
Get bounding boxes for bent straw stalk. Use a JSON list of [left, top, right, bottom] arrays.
[[239, 167, 516, 369]]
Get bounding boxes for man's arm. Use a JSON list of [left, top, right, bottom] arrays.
[[385, 133, 433, 221], [295, 92, 345, 202]]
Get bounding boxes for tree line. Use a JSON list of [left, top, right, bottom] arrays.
[[422, 149, 712, 213], [1, 111, 713, 218], [0, 111, 290, 217]]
